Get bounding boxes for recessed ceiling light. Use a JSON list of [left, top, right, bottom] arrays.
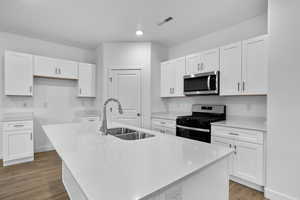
[[136, 30, 143, 37]]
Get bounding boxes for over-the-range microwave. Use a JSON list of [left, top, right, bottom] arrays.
[[183, 71, 219, 96]]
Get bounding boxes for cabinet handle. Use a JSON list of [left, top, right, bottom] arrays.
[[242, 81, 245, 92], [234, 145, 237, 154], [30, 132, 33, 140], [229, 132, 239, 136], [201, 63, 204, 70], [79, 88, 82, 94], [59, 68, 61, 74], [55, 68, 58, 74], [14, 124, 24, 128], [229, 144, 232, 148], [237, 82, 240, 92], [29, 86, 33, 94], [197, 63, 200, 71]]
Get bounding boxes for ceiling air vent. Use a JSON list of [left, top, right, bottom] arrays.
[[157, 17, 174, 26]]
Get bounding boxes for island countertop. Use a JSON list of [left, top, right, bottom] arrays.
[[43, 122, 232, 200]]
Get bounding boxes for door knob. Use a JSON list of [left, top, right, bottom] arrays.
[[137, 113, 141, 117]]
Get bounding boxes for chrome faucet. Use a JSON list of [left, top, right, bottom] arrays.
[[100, 98, 123, 135]]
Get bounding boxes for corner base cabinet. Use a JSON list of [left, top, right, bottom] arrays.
[[211, 125, 266, 190], [2, 120, 34, 166]]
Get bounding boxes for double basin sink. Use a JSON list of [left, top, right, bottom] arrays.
[[107, 127, 155, 140]]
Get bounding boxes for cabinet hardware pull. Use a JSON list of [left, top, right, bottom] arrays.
[[55, 68, 58, 74], [29, 86, 33, 94], [59, 68, 61, 74], [234, 145, 237, 154], [242, 81, 245, 92], [197, 63, 200, 71], [14, 124, 24, 127], [229, 144, 232, 148], [79, 88, 82, 94], [229, 132, 239, 136], [30, 132, 33, 140], [237, 82, 240, 92]]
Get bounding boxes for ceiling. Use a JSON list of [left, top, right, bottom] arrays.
[[0, 0, 267, 49]]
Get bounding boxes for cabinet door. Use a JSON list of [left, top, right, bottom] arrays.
[[202, 48, 220, 72], [34, 56, 58, 77], [78, 63, 96, 97], [211, 136, 235, 175], [234, 141, 264, 185], [242, 35, 268, 95], [186, 53, 203, 74], [57, 59, 78, 79], [174, 57, 186, 97], [160, 62, 170, 97], [220, 42, 242, 95], [5, 51, 33, 96], [3, 130, 33, 161]]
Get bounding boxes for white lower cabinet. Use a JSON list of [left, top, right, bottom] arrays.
[[2, 120, 34, 166], [211, 125, 265, 189], [151, 118, 176, 136]]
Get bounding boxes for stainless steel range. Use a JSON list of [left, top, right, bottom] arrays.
[[176, 104, 226, 143]]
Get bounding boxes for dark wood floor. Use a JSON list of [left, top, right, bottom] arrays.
[[0, 151, 266, 200]]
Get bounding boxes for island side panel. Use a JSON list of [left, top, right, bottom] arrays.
[[62, 161, 88, 200], [144, 156, 230, 200]]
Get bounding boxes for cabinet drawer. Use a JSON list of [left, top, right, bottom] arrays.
[[211, 126, 263, 144], [3, 121, 33, 131], [152, 118, 176, 128]]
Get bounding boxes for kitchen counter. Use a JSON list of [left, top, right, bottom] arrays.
[[43, 122, 232, 200], [211, 116, 267, 132], [0, 112, 33, 122], [151, 112, 191, 120]]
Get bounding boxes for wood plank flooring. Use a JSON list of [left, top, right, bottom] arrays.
[[0, 151, 266, 200]]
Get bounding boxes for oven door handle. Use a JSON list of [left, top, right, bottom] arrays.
[[176, 125, 210, 133]]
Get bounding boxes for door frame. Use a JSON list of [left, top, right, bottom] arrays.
[[107, 67, 143, 127]]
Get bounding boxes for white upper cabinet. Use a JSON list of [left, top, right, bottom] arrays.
[[56, 59, 78, 79], [186, 48, 220, 74], [78, 63, 96, 97], [242, 35, 268, 95], [34, 56, 57, 77], [160, 57, 186, 97], [4, 51, 33, 96], [220, 35, 268, 96], [186, 53, 202, 74], [201, 48, 220, 72], [34, 56, 78, 79], [220, 42, 242, 95]]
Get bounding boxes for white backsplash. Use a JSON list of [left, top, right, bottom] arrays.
[[164, 95, 267, 118]]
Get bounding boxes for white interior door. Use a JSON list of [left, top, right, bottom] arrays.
[[108, 69, 142, 127]]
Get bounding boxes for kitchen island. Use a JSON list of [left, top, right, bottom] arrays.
[[43, 122, 233, 200]]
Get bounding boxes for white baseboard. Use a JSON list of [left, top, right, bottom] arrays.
[[230, 175, 264, 192], [265, 188, 298, 200], [35, 146, 54, 153]]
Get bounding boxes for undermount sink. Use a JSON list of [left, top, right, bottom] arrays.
[[107, 127, 155, 140]]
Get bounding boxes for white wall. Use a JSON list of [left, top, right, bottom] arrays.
[[266, 1, 300, 199], [99, 42, 152, 128], [163, 14, 268, 118], [0, 31, 97, 155]]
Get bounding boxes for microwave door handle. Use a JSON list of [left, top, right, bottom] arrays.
[[207, 75, 211, 90]]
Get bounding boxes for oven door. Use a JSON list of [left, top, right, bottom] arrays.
[[176, 125, 211, 143], [184, 71, 219, 95]]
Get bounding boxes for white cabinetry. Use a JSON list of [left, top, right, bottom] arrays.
[[220, 42, 242, 95], [78, 63, 96, 97], [160, 57, 186, 97], [34, 56, 78, 79], [242, 35, 268, 95], [151, 118, 176, 136], [2, 120, 34, 166], [220, 35, 268, 96], [211, 125, 265, 189], [186, 48, 219, 74], [4, 51, 33, 96]]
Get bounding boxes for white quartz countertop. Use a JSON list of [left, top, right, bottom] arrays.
[[43, 122, 232, 200], [151, 112, 191, 120], [211, 116, 267, 132], [0, 112, 33, 122]]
